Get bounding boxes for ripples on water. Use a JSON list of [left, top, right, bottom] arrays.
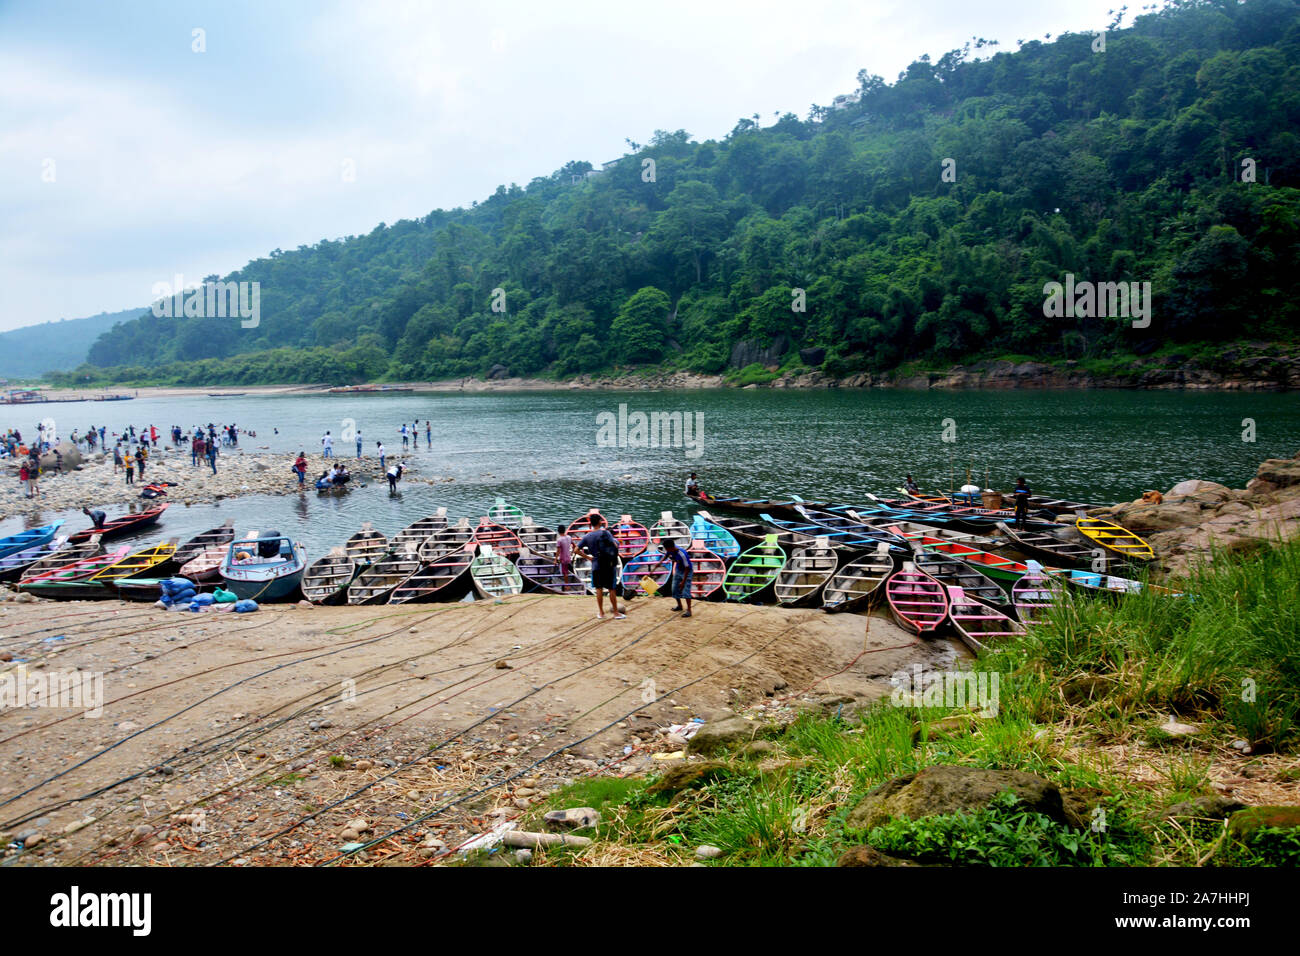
[[4, 388, 1298, 556]]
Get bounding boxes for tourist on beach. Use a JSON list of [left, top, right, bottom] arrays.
[[425, 421, 431, 446], [1013, 476, 1032, 531], [125, 458, 134, 485], [322, 431, 334, 458], [19, 462, 33, 498], [193, 434, 206, 466], [556, 523, 574, 582], [83, 507, 107, 531], [651, 537, 694, 617], [376, 441, 385, 472], [98, 426, 105, 446], [400, 424, 409, 449], [575, 515, 625, 620], [293, 452, 308, 487], [113, 445, 123, 473], [355, 429, 363, 459], [385, 462, 404, 492], [904, 475, 920, 495], [207, 440, 219, 474], [134, 448, 146, 479]]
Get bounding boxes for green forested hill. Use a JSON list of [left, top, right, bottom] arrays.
[[1, 307, 146, 380], [75, 0, 1300, 386]]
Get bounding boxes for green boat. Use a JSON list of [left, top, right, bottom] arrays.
[[470, 544, 524, 599], [722, 534, 787, 603]]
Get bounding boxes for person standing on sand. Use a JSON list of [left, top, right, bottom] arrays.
[[651, 537, 694, 617], [293, 452, 308, 487], [575, 515, 625, 620], [124, 457, 134, 485], [321, 431, 334, 459], [19, 461, 32, 498], [556, 523, 574, 583]]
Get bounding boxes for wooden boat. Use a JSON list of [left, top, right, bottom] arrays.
[[344, 523, 388, 566], [346, 549, 421, 605], [788, 506, 909, 553], [884, 562, 949, 635], [111, 577, 188, 602], [178, 546, 227, 583], [1043, 565, 1182, 598], [516, 518, 558, 560], [486, 497, 525, 530], [391, 509, 448, 554], [620, 545, 671, 594], [19, 545, 127, 589], [473, 517, 522, 560], [301, 549, 358, 605], [945, 586, 1026, 653], [18, 536, 103, 583], [1069, 517, 1155, 563], [565, 509, 606, 537], [419, 518, 475, 563], [68, 504, 167, 543], [0, 520, 64, 560], [773, 540, 839, 607], [844, 511, 1000, 548], [821, 546, 895, 613], [1012, 562, 1060, 623], [90, 540, 178, 585], [220, 532, 308, 602], [912, 549, 1012, 613], [173, 519, 236, 564], [574, 552, 622, 594], [995, 521, 1097, 568], [515, 546, 587, 596], [689, 514, 740, 561], [865, 495, 1056, 531], [648, 511, 691, 548], [0, 534, 70, 582], [686, 490, 831, 519], [685, 539, 728, 600], [612, 515, 650, 560], [470, 544, 524, 599], [722, 535, 786, 603], [900, 531, 1030, 583], [697, 510, 802, 552], [906, 489, 1107, 517], [390, 544, 475, 604]]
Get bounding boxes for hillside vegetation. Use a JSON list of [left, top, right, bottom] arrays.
[[71, 0, 1300, 387]]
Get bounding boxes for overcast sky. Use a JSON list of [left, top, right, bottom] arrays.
[[0, 0, 1126, 332]]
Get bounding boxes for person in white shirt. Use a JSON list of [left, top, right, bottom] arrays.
[[321, 431, 334, 459]]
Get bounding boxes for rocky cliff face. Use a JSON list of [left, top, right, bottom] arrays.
[[1099, 452, 1300, 576]]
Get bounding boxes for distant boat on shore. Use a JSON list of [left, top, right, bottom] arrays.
[[326, 384, 414, 394], [208, 392, 247, 397]]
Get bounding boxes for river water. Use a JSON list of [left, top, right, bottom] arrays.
[[3, 388, 1298, 555]]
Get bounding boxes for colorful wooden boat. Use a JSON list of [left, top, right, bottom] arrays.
[[19, 545, 128, 588], [486, 497, 525, 530], [0, 520, 64, 560], [885, 562, 949, 635], [574, 552, 623, 594], [686, 490, 830, 519], [111, 577, 189, 602], [344, 523, 388, 566], [516, 518, 559, 560], [470, 544, 524, 599], [1012, 562, 1060, 623], [774, 540, 839, 607], [89, 540, 178, 584], [390, 544, 475, 604], [346, 549, 421, 605], [473, 517, 522, 560], [821, 546, 895, 613], [844, 511, 1000, 548], [220, 532, 307, 602], [697, 510, 803, 552], [722, 535, 786, 603], [0, 534, 70, 582], [912, 549, 1011, 613], [1043, 565, 1182, 598], [689, 514, 740, 561], [644, 511, 688, 549], [515, 546, 587, 596], [620, 545, 672, 594], [1069, 517, 1155, 563], [178, 546, 227, 583], [173, 519, 236, 564], [565, 509, 606, 537], [996, 521, 1098, 568], [685, 539, 728, 600], [901, 531, 1030, 583], [391, 509, 448, 554], [612, 515, 650, 560], [787, 506, 909, 553], [18, 536, 103, 583], [419, 518, 475, 563], [68, 504, 167, 543], [302, 549, 358, 604], [945, 586, 1026, 653]]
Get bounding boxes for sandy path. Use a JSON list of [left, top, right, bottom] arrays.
[[0, 595, 954, 866]]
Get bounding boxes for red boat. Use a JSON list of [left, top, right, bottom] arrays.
[[885, 562, 949, 635], [473, 517, 521, 560], [68, 504, 168, 543]]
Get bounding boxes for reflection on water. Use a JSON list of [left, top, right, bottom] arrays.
[[3, 388, 1298, 557]]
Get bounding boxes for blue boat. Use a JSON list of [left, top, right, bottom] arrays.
[[220, 530, 307, 601], [689, 515, 740, 561], [0, 520, 64, 560]]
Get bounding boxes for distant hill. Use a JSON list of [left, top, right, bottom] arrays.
[[0, 308, 146, 380]]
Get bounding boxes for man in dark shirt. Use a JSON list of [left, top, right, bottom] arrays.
[[653, 538, 694, 617], [82, 507, 107, 530], [1013, 476, 1032, 530], [575, 515, 625, 620]]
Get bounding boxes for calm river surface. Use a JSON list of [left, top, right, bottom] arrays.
[[4, 388, 1298, 555]]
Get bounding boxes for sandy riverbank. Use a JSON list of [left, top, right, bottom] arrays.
[[0, 595, 943, 866], [1, 446, 453, 521]]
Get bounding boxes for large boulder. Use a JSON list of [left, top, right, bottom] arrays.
[[729, 336, 788, 370], [486, 364, 510, 380], [798, 347, 826, 367], [1247, 453, 1300, 495], [686, 716, 780, 755], [846, 765, 1078, 832], [1227, 805, 1300, 838], [39, 440, 82, 471]]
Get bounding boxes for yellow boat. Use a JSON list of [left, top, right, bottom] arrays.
[[89, 541, 178, 583], [1070, 518, 1155, 562]]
